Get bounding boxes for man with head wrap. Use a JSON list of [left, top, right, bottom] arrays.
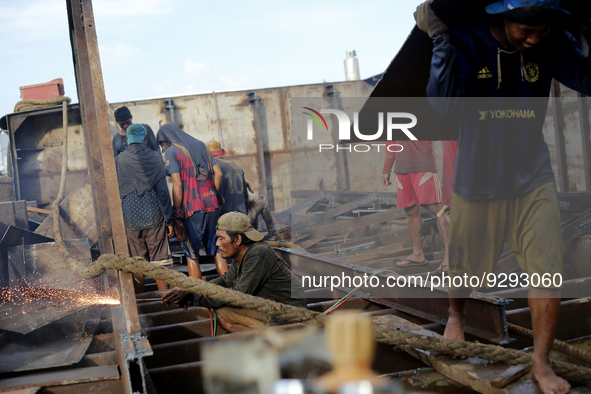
[[115, 124, 174, 292], [157, 124, 223, 279]]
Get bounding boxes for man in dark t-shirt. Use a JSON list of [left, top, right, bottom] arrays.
[[206, 140, 250, 276], [112, 106, 158, 156], [205, 140, 249, 215]]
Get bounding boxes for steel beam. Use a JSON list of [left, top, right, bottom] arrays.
[[278, 248, 511, 344], [66, 1, 151, 393]]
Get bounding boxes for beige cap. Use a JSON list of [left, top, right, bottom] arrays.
[[217, 212, 264, 242], [205, 140, 226, 157]]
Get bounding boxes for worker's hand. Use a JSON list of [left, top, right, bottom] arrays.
[[161, 286, 194, 310], [166, 225, 174, 238], [414, 0, 448, 38], [382, 173, 392, 188]]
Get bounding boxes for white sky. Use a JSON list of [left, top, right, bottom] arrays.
[[0, 0, 424, 119]]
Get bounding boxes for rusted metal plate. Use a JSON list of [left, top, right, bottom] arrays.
[[6, 105, 86, 205], [0, 365, 119, 391], [0, 291, 95, 334], [0, 318, 99, 373], [0, 201, 17, 227], [0, 222, 53, 287], [7, 239, 100, 293], [34, 177, 98, 245]]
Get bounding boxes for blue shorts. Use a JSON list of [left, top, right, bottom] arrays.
[[182, 210, 219, 259]]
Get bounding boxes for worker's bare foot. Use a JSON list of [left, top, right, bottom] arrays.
[[443, 310, 465, 341], [532, 357, 570, 394]]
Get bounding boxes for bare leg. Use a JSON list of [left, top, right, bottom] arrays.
[[133, 273, 145, 293], [187, 257, 202, 279], [396, 205, 426, 266], [529, 288, 570, 394], [426, 203, 450, 271], [444, 287, 472, 341], [215, 252, 229, 276]]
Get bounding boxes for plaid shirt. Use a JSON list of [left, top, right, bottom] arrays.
[[165, 145, 219, 219]]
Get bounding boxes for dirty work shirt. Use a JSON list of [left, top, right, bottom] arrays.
[[382, 141, 436, 175], [112, 124, 158, 157], [427, 20, 591, 199], [164, 145, 219, 219], [195, 242, 307, 309], [216, 157, 249, 215], [120, 178, 173, 231]]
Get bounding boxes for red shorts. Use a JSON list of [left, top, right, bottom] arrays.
[[396, 172, 442, 209]]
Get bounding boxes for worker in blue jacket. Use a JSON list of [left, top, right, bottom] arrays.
[[417, 0, 591, 392]]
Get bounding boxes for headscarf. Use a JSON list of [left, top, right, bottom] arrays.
[[157, 124, 211, 173], [115, 144, 166, 198]]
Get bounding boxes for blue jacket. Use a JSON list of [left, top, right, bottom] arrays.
[[427, 19, 591, 199]]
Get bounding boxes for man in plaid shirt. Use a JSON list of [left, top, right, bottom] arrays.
[[157, 124, 222, 279]]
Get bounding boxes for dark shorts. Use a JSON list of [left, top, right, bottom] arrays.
[[127, 222, 171, 266], [182, 210, 219, 259]]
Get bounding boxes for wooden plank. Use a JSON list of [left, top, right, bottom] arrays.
[[0, 365, 119, 391], [373, 315, 541, 394], [490, 365, 531, 388], [26, 206, 52, 215]]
